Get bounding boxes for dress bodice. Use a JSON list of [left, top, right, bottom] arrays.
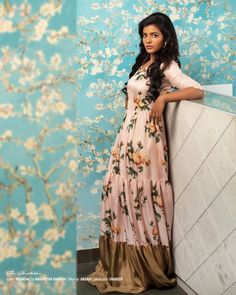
[[126, 60, 203, 112]]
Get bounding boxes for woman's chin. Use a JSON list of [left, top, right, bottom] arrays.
[[145, 48, 158, 54]]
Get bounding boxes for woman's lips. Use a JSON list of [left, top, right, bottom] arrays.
[[146, 46, 153, 49]]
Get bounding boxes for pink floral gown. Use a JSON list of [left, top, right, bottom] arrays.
[[88, 60, 203, 293]]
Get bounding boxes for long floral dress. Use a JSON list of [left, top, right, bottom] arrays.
[[87, 60, 203, 293]]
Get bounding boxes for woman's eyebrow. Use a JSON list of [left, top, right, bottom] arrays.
[[143, 31, 159, 34]]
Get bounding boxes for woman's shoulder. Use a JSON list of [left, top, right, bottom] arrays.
[[160, 60, 180, 72]]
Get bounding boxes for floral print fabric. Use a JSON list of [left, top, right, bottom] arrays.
[[99, 61, 203, 248], [100, 66, 175, 248], [87, 61, 204, 292]]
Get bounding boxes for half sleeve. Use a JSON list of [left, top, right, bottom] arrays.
[[163, 60, 204, 91]]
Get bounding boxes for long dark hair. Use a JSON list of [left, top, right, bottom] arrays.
[[122, 12, 180, 101]]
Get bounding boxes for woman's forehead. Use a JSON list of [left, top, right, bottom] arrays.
[[142, 24, 161, 33]]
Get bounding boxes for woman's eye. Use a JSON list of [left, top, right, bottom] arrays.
[[142, 33, 159, 38]]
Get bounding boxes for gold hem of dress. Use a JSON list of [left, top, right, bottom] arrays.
[[86, 235, 176, 293]]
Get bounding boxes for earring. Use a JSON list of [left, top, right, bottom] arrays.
[[163, 41, 167, 48]]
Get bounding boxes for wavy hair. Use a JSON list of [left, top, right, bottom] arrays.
[[122, 12, 180, 101]]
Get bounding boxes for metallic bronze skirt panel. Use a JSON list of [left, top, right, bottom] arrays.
[[87, 235, 176, 293]]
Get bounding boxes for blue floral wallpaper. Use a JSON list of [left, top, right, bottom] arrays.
[[77, 0, 236, 250], [0, 0, 77, 294], [0, 0, 234, 292]]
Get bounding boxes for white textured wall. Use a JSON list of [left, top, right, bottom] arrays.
[[165, 100, 236, 295]]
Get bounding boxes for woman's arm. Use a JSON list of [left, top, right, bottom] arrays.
[[161, 86, 204, 102], [149, 61, 204, 123], [149, 88, 203, 124]]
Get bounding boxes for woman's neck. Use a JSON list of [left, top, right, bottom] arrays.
[[149, 54, 155, 63], [142, 54, 155, 68]]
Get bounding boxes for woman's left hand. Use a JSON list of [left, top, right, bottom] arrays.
[[149, 95, 166, 124]]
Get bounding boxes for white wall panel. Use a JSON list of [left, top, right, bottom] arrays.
[[166, 100, 236, 295]]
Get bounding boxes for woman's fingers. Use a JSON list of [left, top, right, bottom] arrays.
[[149, 112, 153, 123], [149, 111, 155, 123], [149, 98, 165, 124], [149, 111, 160, 124]]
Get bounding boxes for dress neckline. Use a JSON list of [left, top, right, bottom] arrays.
[[140, 62, 154, 71]]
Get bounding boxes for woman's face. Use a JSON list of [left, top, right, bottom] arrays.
[[142, 24, 164, 54]]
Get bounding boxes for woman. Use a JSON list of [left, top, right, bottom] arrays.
[[88, 12, 204, 293]]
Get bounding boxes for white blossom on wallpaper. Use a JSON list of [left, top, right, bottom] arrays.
[[0, 0, 77, 294]]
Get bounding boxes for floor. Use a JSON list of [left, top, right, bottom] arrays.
[[77, 282, 188, 295], [77, 262, 188, 295]]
